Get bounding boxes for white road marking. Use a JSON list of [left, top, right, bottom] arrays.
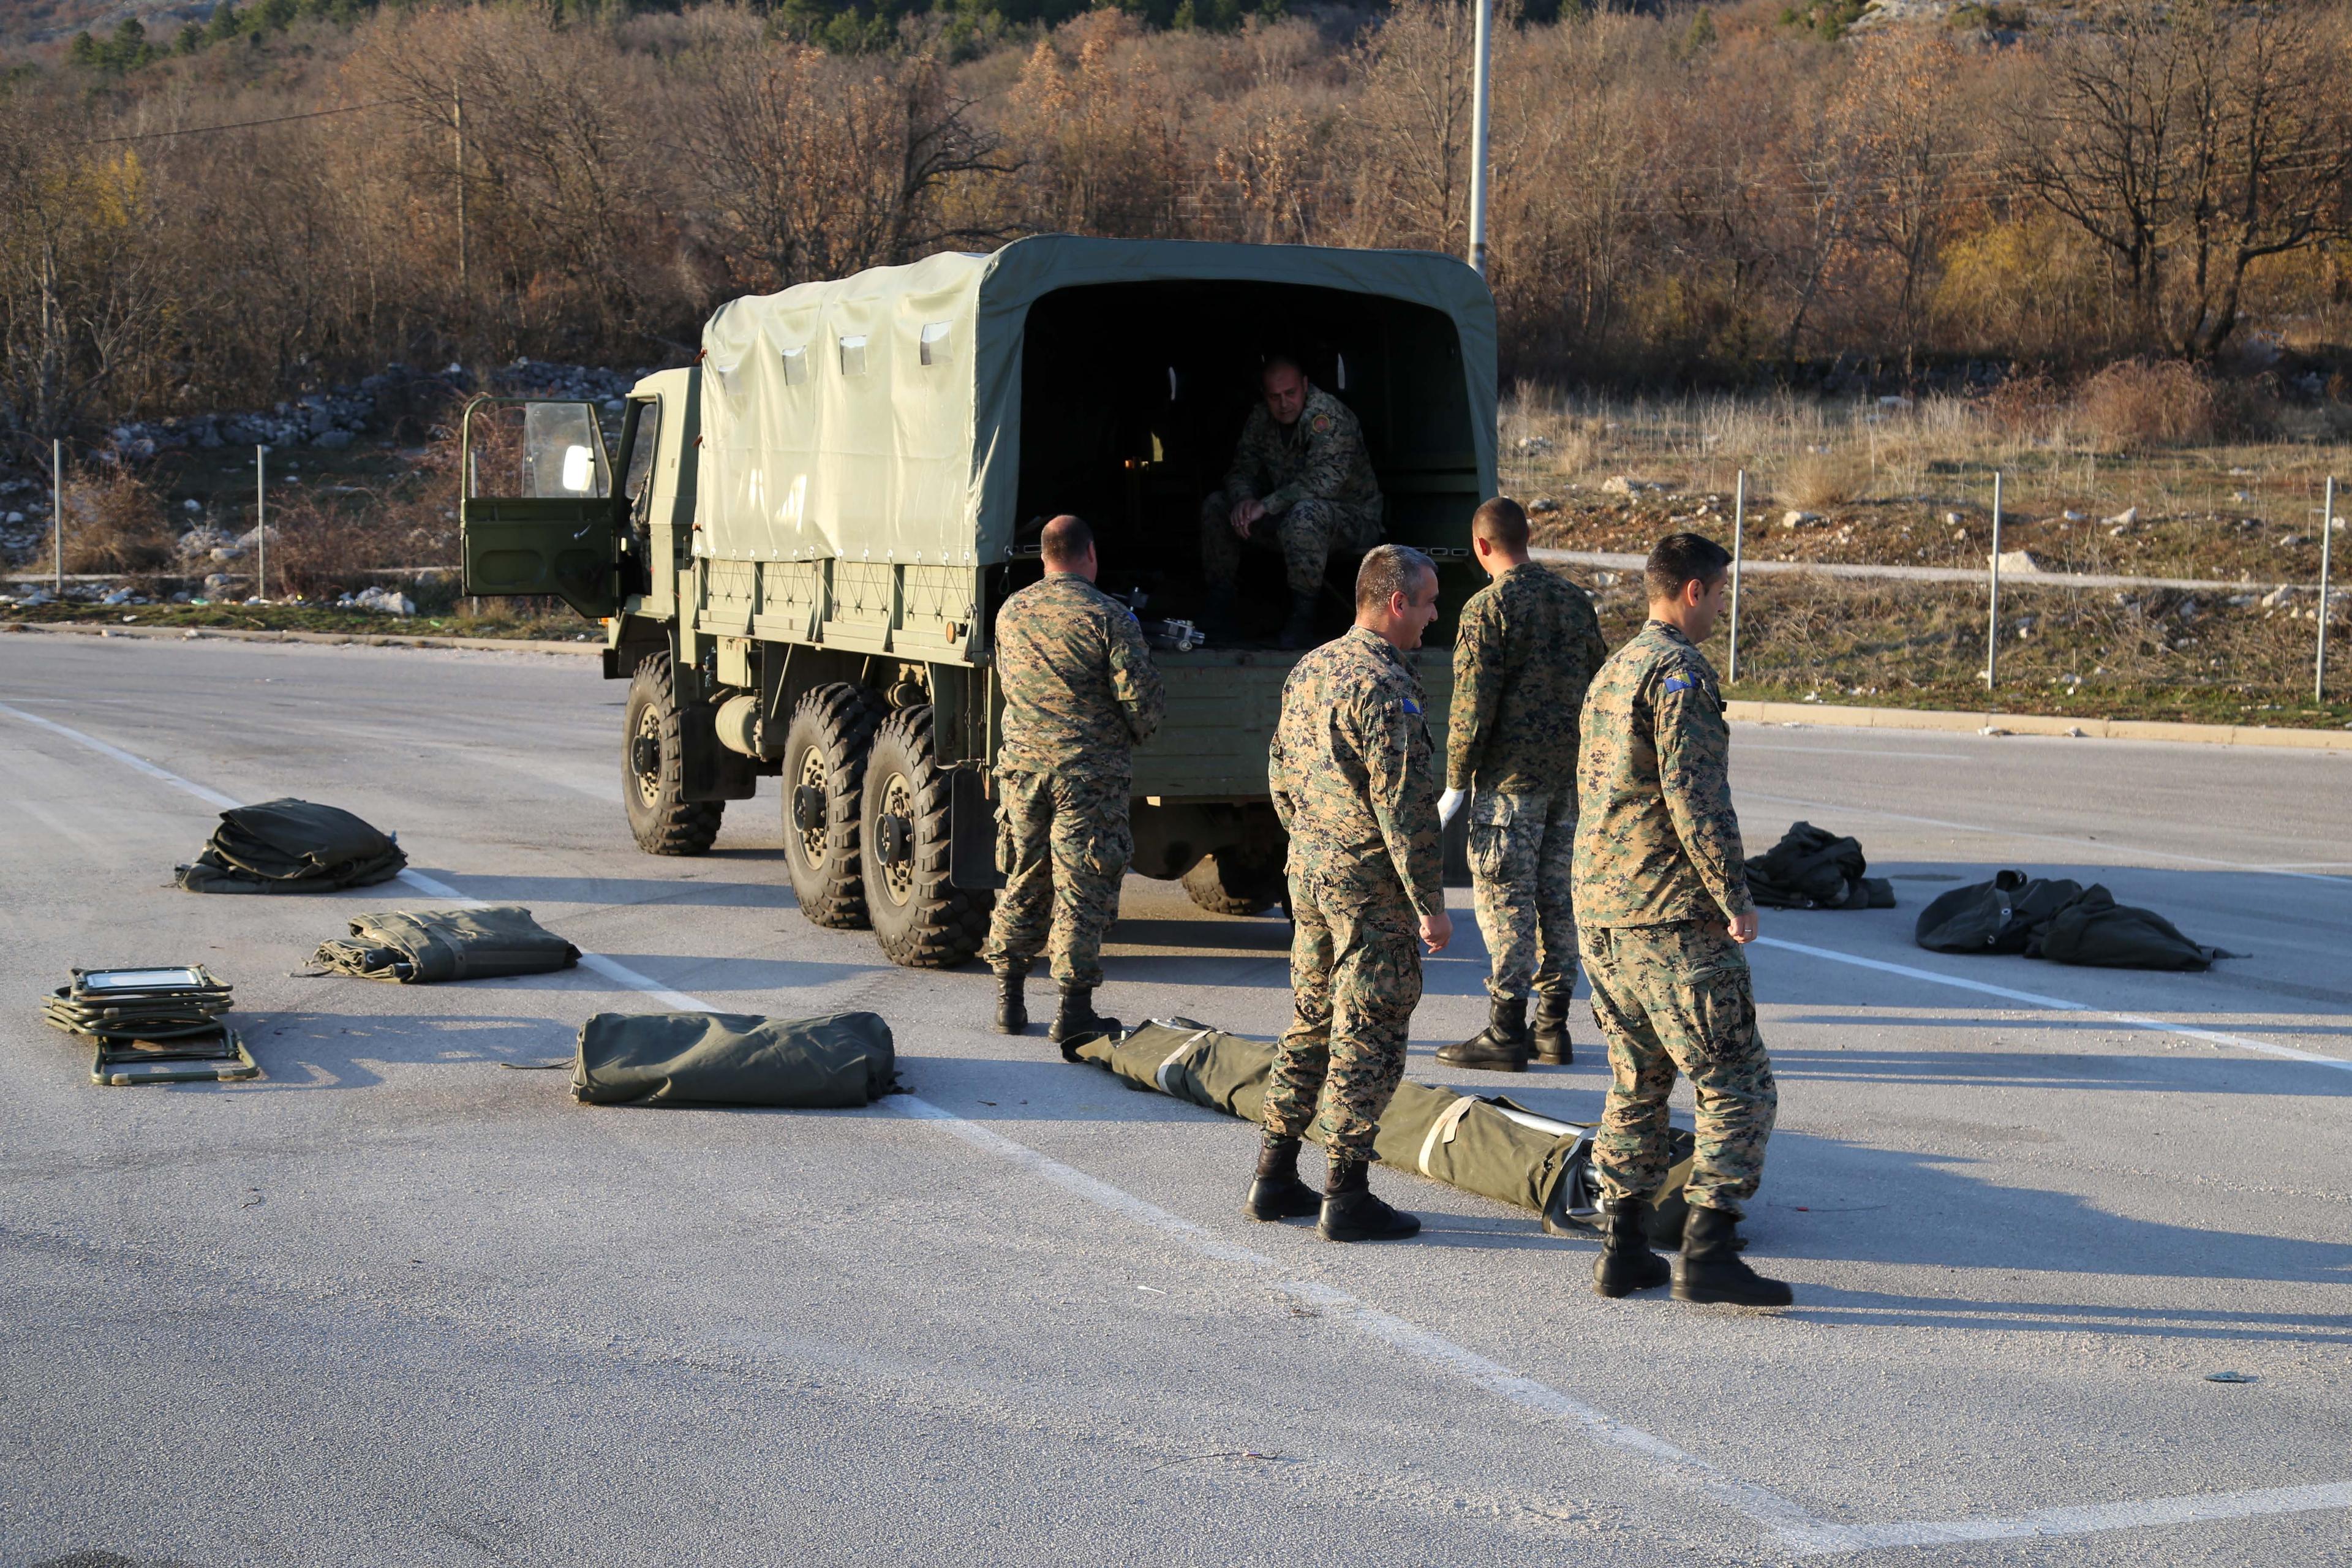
[[1740, 788, 2352, 891], [1781, 1480, 2352, 1556], [1757, 936, 2352, 1072], [10, 698, 2351, 1558], [0, 701, 239, 809]]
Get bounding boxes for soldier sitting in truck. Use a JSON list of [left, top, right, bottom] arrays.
[[1199, 355, 1385, 650]]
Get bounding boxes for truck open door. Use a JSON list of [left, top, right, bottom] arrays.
[[458, 398, 620, 619]]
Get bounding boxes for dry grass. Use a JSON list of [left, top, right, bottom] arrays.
[[1774, 449, 1871, 510], [2072, 361, 2220, 451], [59, 468, 173, 573]]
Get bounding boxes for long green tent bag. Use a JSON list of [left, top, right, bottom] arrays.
[[1074, 1020, 1694, 1244], [176, 799, 408, 894], [314, 907, 579, 983], [573, 1010, 896, 1108]]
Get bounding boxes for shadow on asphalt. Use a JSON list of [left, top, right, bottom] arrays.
[[1771, 1046, 2352, 1092], [412, 869, 799, 910]]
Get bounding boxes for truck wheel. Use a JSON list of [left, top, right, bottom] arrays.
[[860, 705, 991, 968], [782, 682, 881, 930], [622, 652, 725, 856], [1182, 849, 1286, 917]]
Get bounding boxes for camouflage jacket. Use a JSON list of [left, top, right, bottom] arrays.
[[1223, 385, 1382, 519], [1268, 625, 1443, 917], [1447, 562, 1609, 796], [994, 573, 1166, 783], [1572, 620, 1752, 927]]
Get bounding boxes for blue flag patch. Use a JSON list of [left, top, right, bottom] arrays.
[[1660, 673, 1697, 696], [1401, 698, 1422, 715]]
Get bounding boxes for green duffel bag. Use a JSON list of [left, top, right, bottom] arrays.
[[573, 1010, 896, 1108], [1077, 1019, 1694, 1243], [314, 907, 579, 984], [176, 799, 408, 894]]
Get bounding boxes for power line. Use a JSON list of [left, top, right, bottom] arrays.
[[78, 97, 418, 146]]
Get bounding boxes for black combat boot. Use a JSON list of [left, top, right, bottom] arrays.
[[992, 968, 1028, 1036], [1242, 1133, 1322, 1222], [1591, 1193, 1671, 1298], [1673, 1205, 1794, 1306], [1276, 592, 1319, 650], [1530, 992, 1573, 1066], [1436, 995, 1530, 1071], [1049, 984, 1121, 1058], [1318, 1156, 1421, 1243]]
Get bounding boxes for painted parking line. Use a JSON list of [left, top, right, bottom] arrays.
[[1755, 935, 2352, 1072], [9, 696, 2349, 1560]]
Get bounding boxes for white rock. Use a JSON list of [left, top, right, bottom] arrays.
[[2103, 506, 2138, 527], [2063, 510, 2085, 522], [1528, 497, 1561, 515], [1994, 549, 2048, 575], [183, 499, 200, 512], [1781, 510, 1820, 529]]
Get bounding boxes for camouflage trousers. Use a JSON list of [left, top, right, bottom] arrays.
[[1467, 788, 1578, 1003], [1262, 874, 1423, 1163], [1199, 492, 1382, 597], [979, 769, 1131, 989], [1579, 920, 1777, 1217]]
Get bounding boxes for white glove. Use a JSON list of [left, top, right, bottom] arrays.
[[1438, 788, 1466, 828]]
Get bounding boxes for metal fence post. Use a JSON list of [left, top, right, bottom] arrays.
[[1727, 469, 1746, 684], [51, 438, 63, 594], [1985, 470, 2003, 691], [254, 445, 266, 603], [2320, 474, 2336, 704]]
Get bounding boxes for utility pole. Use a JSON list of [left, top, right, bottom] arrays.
[[51, 438, 63, 594], [1466, 0, 1491, 277], [453, 88, 468, 306]]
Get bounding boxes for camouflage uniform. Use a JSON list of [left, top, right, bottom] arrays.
[[981, 573, 1166, 988], [1448, 563, 1608, 1003], [1264, 626, 1444, 1162], [1201, 385, 1384, 597], [1572, 620, 1774, 1218]]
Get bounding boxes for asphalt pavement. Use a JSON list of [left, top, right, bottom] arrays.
[[1, 633, 2346, 1568]]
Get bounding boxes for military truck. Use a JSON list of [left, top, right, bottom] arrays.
[[459, 236, 1497, 969]]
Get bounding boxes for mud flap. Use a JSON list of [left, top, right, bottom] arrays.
[[949, 767, 1005, 891]]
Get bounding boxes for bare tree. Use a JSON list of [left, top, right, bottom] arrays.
[[2015, 0, 2352, 358]]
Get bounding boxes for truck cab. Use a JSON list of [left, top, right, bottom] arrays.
[[461, 236, 1497, 968]]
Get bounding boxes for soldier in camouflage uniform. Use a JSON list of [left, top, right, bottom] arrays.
[[1436, 497, 1610, 1073], [1245, 544, 1452, 1244], [1572, 532, 1791, 1307], [1200, 356, 1384, 650], [981, 515, 1166, 1051]]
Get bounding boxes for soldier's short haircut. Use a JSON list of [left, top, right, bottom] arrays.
[[1646, 531, 1733, 602], [1357, 543, 1437, 614], [1471, 497, 1531, 553], [1261, 353, 1305, 383], [1040, 513, 1095, 568]]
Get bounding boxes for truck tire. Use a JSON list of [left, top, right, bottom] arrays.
[[782, 682, 881, 930], [622, 652, 725, 856], [1182, 849, 1286, 917], [860, 704, 991, 968]]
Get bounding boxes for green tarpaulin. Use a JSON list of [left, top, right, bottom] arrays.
[[313, 906, 579, 984], [176, 799, 407, 895], [573, 1010, 897, 1108], [1074, 1019, 1692, 1242]]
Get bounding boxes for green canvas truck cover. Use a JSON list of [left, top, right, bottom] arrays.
[[696, 236, 1498, 570]]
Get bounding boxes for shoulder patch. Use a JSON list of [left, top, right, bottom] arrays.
[[1311, 414, 1332, 434], [1660, 673, 1698, 696], [1401, 697, 1421, 715]]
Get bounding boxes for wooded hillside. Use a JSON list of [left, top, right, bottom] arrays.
[[6, 0, 2351, 447]]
